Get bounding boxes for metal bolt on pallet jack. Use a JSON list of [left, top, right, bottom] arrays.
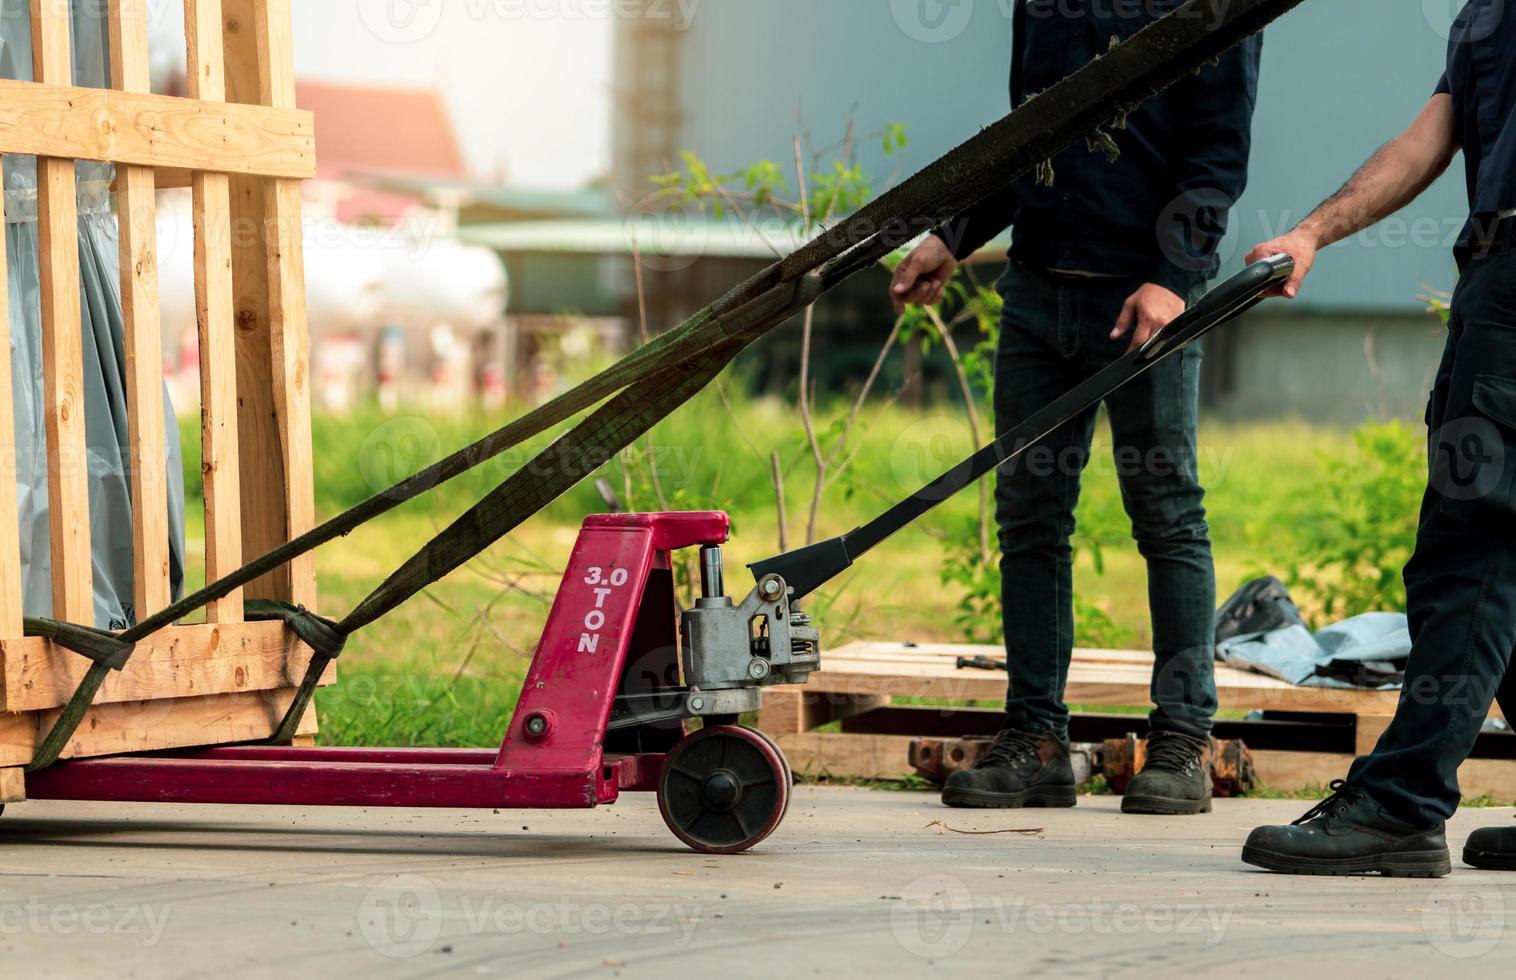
[[20, 257, 1293, 853]]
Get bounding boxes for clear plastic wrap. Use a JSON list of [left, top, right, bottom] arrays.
[[3, 5, 187, 628]]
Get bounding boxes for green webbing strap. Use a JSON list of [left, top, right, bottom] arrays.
[[25, 664, 112, 772], [245, 601, 348, 744], [20, 621, 136, 773], [23, 0, 1308, 771], [340, 277, 821, 634], [246, 600, 347, 660], [260, 277, 819, 744], [23, 618, 135, 670]]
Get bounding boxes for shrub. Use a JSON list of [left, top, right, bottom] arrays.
[[1256, 419, 1423, 619]]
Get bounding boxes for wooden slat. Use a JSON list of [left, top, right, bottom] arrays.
[[0, 766, 23, 803], [28, 0, 70, 78], [771, 733, 1516, 799], [224, 0, 317, 608], [815, 643, 1417, 716], [185, 0, 229, 102], [802, 664, 1409, 715], [0, 194, 22, 639], [0, 78, 315, 178], [1354, 713, 1393, 756], [0, 620, 334, 713], [0, 688, 320, 767], [185, 0, 243, 623], [259, 178, 317, 608], [136, 167, 193, 190], [225, 0, 297, 107], [772, 733, 918, 781], [108, 0, 171, 620], [836, 641, 1157, 667], [759, 687, 888, 735], [193, 172, 243, 624], [225, 173, 291, 603], [31, 1, 94, 625], [108, 0, 154, 91]]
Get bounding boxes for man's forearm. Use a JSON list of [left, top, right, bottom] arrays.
[[1295, 96, 1458, 249], [1298, 146, 1443, 247]]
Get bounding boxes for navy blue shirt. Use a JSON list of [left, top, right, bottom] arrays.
[[1436, 0, 1516, 262], [932, 0, 1262, 295]]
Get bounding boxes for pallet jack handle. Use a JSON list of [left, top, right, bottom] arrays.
[[750, 254, 1295, 601]]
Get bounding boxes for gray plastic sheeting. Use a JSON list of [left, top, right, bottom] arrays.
[[3, 5, 187, 628]]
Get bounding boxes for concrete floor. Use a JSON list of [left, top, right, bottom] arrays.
[[0, 789, 1512, 978]]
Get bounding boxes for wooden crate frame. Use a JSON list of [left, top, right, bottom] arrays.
[[0, 0, 324, 800], [759, 642, 1515, 798]]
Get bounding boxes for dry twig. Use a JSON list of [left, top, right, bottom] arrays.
[[925, 821, 1043, 836]]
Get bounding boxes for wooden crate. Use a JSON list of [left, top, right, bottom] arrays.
[[0, 1, 324, 801], [759, 642, 1514, 798]]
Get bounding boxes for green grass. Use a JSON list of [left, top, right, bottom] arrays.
[[168, 395, 1516, 808], [173, 396, 1357, 750]]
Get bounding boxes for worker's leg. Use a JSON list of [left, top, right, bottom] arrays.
[[993, 263, 1099, 741], [1243, 482, 1516, 872], [1498, 656, 1516, 725], [1345, 251, 1516, 828], [942, 265, 1096, 808], [1462, 658, 1516, 868], [1102, 341, 1218, 739], [1045, 278, 1218, 815], [1244, 252, 1516, 876]]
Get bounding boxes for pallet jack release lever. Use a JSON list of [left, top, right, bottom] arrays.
[[749, 255, 1294, 601]]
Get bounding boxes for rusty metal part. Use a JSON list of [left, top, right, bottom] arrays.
[[910, 734, 1255, 797], [1101, 734, 1256, 797], [908, 737, 1096, 786]]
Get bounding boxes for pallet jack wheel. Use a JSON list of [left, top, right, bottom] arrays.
[[658, 725, 790, 854], [748, 726, 794, 819]]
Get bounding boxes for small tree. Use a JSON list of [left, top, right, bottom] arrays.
[[643, 119, 913, 553]]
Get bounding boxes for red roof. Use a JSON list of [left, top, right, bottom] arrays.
[[297, 81, 467, 180]]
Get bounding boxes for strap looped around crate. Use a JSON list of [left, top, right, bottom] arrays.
[[245, 601, 348, 661], [244, 601, 349, 744], [23, 619, 135, 671], [21, 0, 1304, 772]]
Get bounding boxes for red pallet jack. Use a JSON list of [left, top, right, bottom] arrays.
[[21, 257, 1292, 853]]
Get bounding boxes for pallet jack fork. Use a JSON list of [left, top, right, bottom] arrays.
[[26, 512, 811, 853], [21, 256, 1294, 854]]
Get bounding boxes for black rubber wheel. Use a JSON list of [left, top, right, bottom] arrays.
[[658, 725, 790, 854], [748, 726, 795, 819]]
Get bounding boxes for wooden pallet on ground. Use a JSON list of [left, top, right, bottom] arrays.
[[0, 1, 321, 802], [757, 642, 1514, 798]]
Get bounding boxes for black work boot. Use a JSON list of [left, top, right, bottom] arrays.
[[1464, 825, 1516, 871], [1121, 730, 1213, 815], [941, 728, 1076, 809], [1242, 781, 1452, 877]]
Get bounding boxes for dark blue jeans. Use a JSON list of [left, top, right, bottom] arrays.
[[1348, 249, 1516, 828], [993, 262, 1218, 741]]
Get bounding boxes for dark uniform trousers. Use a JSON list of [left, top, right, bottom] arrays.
[[1348, 244, 1516, 827]]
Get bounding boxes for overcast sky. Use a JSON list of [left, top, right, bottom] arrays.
[[151, 1, 614, 189]]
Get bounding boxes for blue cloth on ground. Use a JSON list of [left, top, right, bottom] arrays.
[[1216, 613, 1411, 689]]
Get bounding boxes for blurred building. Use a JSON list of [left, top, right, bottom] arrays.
[[156, 80, 510, 414], [610, 0, 1467, 422], [298, 80, 469, 225]]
